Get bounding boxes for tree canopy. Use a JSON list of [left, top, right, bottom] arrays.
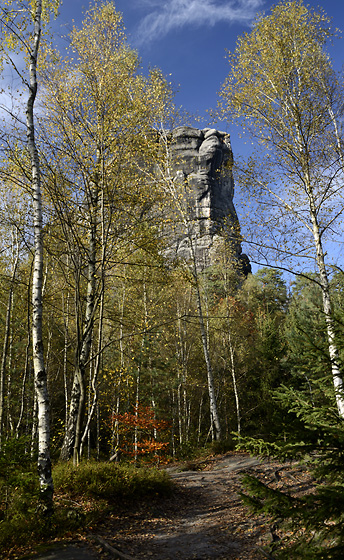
[[219, 0, 344, 416]]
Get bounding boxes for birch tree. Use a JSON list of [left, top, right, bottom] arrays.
[[219, 0, 344, 416], [0, 0, 59, 512], [40, 3, 174, 462]]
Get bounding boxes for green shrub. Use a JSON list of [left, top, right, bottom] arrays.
[[53, 460, 173, 502]]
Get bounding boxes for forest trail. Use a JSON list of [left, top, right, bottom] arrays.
[[89, 452, 275, 560], [23, 452, 300, 560]]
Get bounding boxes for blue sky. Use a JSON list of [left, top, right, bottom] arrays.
[[55, 0, 344, 171], [56, 0, 344, 131]]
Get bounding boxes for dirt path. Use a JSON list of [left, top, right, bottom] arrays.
[[21, 452, 311, 560], [95, 452, 275, 560]]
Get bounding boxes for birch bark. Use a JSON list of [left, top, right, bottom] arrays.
[[27, 0, 53, 511], [306, 177, 344, 416]]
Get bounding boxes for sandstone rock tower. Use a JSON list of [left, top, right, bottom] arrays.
[[168, 125, 250, 274]]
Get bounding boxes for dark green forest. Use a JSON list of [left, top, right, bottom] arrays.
[[1, 1, 344, 558]]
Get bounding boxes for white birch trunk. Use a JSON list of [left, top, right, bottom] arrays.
[[171, 389, 176, 457], [176, 302, 190, 445], [197, 393, 204, 445], [307, 186, 344, 417], [62, 290, 70, 429], [224, 273, 241, 435], [195, 281, 222, 440], [80, 181, 107, 459], [134, 277, 148, 464], [111, 273, 127, 459], [6, 333, 14, 436], [191, 248, 222, 441], [80, 288, 104, 458], [27, 0, 53, 511], [61, 216, 97, 462], [16, 262, 33, 437], [227, 328, 241, 435]]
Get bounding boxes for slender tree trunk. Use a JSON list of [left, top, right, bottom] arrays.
[[73, 195, 97, 465], [197, 393, 204, 445], [228, 332, 241, 435], [176, 302, 189, 446], [60, 363, 82, 461], [187, 213, 221, 440], [171, 389, 176, 457], [96, 402, 100, 461], [112, 275, 127, 459], [177, 371, 183, 445], [178, 224, 222, 441], [80, 288, 104, 458], [80, 181, 106, 460], [134, 274, 149, 464], [186, 401, 191, 441], [312, 201, 344, 418], [326, 102, 344, 170], [176, 319, 181, 447], [16, 311, 31, 438], [134, 330, 144, 464], [193, 268, 222, 440], [0, 228, 19, 448], [134, 368, 140, 464], [82, 347, 94, 461], [6, 333, 14, 437], [62, 290, 70, 429], [307, 178, 344, 417], [60, 269, 95, 464], [60, 184, 98, 463], [16, 260, 33, 439], [225, 290, 241, 435], [27, 0, 53, 511]]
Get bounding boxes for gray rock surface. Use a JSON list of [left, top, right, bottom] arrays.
[[167, 126, 250, 273]]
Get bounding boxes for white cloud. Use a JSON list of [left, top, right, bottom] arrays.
[[135, 0, 264, 44]]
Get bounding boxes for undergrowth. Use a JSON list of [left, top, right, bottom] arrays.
[[0, 442, 173, 557], [54, 460, 173, 501]]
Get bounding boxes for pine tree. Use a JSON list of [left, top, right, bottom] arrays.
[[238, 276, 344, 559]]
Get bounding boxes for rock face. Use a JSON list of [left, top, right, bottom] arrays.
[[168, 125, 250, 274]]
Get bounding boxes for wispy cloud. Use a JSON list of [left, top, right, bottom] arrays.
[[135, 0, 264, 45]]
